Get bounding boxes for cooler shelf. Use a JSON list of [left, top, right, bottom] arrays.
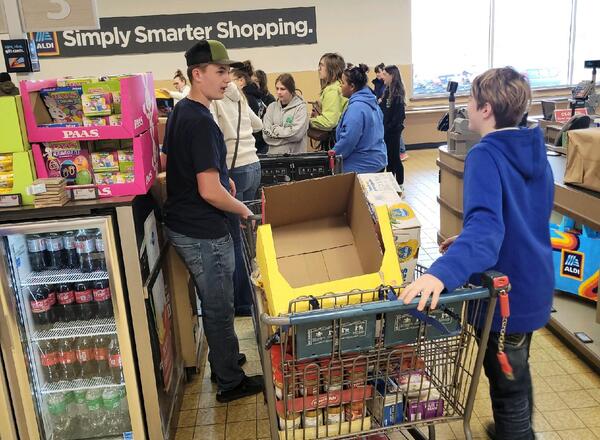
[[41, 376, 124, 394], [31, 317, 117, 341], [21, 268, 109, 287]]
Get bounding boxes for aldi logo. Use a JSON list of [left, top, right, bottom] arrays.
[[29, 32, 60, 56], [561, 249, 584, 281]]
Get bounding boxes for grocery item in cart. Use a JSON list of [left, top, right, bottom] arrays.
[[405, 389, 444, 422], [302, 409, 323, 428], [277, 409, 301, 430], [325, 405, 344, 425]]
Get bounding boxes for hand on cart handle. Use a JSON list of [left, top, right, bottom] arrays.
[[399, 273, 445, 311], [439, 235, 458, 254]]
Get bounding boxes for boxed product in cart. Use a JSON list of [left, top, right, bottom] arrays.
[[256, 173, 402, 316], [369, 377, 404, 426]]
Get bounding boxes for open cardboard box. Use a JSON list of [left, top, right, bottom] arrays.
[[256, 173, 402, 316]]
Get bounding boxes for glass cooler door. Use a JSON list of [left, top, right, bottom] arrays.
[[0, 216, 144, 440]]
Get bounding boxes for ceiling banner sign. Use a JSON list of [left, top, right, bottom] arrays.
[[0, 2, 7, 34], [29, 7, 317, 58], [19, 0, 99, 32]]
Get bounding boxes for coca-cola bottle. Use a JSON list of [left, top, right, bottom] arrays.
[[58, 338, 80, 381], [74, 282, 95, 321], [62, 231, 79, 269], [93, 230, 107, 271], [38, 339, 61, 383], [26, 234, 48, 272], [93, 335, 110, 377], [108, 336, 123, 384], [46, 284, 57, 323], [75, 336, 96, 380], [28, 285, 52, 330], [45, 233, 64, 270], [76, 230, 96, 273], [56, 283, 76, 322], [93, 280, 112, 319]]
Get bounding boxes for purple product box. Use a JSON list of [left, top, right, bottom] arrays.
[[406, 397, 444, 421]]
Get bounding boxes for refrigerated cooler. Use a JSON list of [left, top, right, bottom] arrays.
[[0, 195, 187, 439]]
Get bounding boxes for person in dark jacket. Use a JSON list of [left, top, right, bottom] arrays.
[[372, 63, 386, 100], [0, 72, 19, 96], [253, 69, 276, 107], [401, 67, 554, 440], [379, 65, 406, 186], [232, 61, 269, 153]]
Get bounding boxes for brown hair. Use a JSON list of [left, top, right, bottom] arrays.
[[471, 67, 531, 129], [186, 64, 207, 83], [231, 60, 254, 85], [173, 69, 187, 84], [275, 73, 297, 95], [384, 65, 406, 104], [319, 53, 345, 89], [255, 69, 270, 95]]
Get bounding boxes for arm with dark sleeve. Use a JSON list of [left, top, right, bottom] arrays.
[[427, 148, 505, 291]]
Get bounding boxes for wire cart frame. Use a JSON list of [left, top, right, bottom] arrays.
[[241, 200, 506, 440]]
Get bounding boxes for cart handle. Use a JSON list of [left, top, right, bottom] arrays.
[[260, 286, 490, 326]]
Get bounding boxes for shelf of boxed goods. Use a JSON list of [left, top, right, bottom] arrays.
[[19, 73, 158, 142], [41, 376, 124, 395], [545, 155, 600, 371], [31, 317, 117, 342]]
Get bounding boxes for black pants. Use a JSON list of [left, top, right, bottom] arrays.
[[384, 129, 404, 185]]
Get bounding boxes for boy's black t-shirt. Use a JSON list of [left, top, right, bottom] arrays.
[[164, 97, 231, 239]]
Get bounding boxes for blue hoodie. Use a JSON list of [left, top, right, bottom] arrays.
[[334, 86, 387, 173], [428, 127, 555, 333]]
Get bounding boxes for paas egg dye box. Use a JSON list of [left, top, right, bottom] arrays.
[[43, 141, 93, 185], [82, 93, 113, 117], [39, 87, 84, 124]]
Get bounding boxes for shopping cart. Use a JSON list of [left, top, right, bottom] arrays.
[[241, 201, 509, 440]]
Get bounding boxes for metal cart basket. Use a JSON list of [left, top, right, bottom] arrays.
[[241, 201, 508, 440]]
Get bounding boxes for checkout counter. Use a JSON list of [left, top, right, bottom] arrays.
[[438, 146, 600, 371]]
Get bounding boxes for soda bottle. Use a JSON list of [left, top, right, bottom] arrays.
[[76, 230, 96, 273], [47, 393, 73, 440], [108, 336, 123, 384], [93, 230, 107, 271], [119, 387, 131, 432], [45, 233, 64, 270], [85, 389, 106, 434], [46, 284, 57, 323], [28, 285, 52, 330], [72, 382, 87, 437], [26, 234, 48, 272], [56, 283, 76, 322], [102, 387, 123, 435], [74, 282, 95, 321], [93, 335, 110, 377], [75, 336, 96, 380], [38, 339, 61, 383], [62, 231, 79, 269], [93, 280, 112, 319], [57, 338, 80, 381]]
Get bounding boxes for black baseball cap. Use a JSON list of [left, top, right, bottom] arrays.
[[185, 40, 243, 68]]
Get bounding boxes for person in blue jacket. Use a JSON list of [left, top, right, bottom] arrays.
[[401, 67, 554, 440], [333, 64, 387, 173]]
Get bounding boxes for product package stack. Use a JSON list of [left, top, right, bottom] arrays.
[[31, 178, 69, 208]]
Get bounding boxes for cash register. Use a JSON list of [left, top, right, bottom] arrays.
[[437, 81, 480, 156], [570, 59, 599, 116]]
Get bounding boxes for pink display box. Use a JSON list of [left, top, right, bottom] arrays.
[[20, 73, 158, 143], [32, 126, 159, 198]]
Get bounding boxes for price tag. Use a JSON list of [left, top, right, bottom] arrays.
[[27, 183, 47, 195], [70, 186, 98, 200], [19, 0, 99, 32], [0, 194, 22, 208], [554, 108, 588, 124]]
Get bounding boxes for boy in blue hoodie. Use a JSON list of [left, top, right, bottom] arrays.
[[400, 67, 554, 440]]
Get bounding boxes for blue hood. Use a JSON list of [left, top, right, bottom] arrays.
[[480, 127, 547, 180], [348, 86, 379, 111]]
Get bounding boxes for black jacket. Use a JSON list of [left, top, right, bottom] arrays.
[[379, 90, 405, 133], [372, 78, 385, 100], [242, 82, 264, 117]]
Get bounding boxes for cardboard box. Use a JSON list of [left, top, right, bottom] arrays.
[[406, 391, 444, 421], [0, 96, 30, 153], [389, 202, 421, 283], [257, 173, 402, 316], [358, 172, 402, 196], [370, 378, 404, 427], [19, 73, 158, 142], [0, 151, 36, 205]]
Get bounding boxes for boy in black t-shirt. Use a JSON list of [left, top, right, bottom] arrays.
[[164, 40, 263, 403]]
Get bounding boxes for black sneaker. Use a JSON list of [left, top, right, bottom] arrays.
[[483, 422, 496, 440], [216, 375, 264, 403], [210, 353, 247, 383]]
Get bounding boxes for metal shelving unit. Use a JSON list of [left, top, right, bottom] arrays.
[[31, 318, 117, 341], [21, 269, 109, 287], [41, 376, 124, 395]]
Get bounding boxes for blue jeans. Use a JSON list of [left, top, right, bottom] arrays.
[[482, 331, 534, 440], [230, 161, 261, 202], [165, 227, 245, 391], [226, 214, 254, 316], [399, 134, 406, 154]]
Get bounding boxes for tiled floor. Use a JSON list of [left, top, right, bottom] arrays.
[[175, 149, 600, 440]]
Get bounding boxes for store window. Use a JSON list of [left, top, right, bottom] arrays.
[[412, 0, 592, 98], [411, 0, 490, 96]]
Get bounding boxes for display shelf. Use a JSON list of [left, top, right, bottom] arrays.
[[31, 317, 116, 341], [21, 268, 108, 286], [41, 376, 124, 394]]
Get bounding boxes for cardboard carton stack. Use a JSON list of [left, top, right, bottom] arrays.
[[32, 178, 69, 207]]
